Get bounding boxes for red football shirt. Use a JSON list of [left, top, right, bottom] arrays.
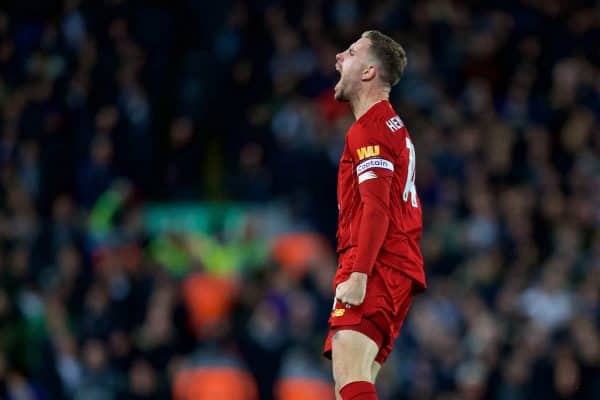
[[336, 100, 426, 289]]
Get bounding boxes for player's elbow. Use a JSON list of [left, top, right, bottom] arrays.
[[362, 200, 390, 224]]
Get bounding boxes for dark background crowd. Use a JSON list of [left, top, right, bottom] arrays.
[[0, 0, 598, 399]]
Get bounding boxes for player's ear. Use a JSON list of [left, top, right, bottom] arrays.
[[361, 64, 376, 82]]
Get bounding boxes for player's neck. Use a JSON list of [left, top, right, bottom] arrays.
[[350, 89, 389, 120]]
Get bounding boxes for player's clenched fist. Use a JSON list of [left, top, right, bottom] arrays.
[[335, 272, 368, 306]]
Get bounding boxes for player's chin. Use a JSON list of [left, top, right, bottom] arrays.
[[334, 87, 347, 102]]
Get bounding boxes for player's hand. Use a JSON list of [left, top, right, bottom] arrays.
[[335, 272, 368, 306]]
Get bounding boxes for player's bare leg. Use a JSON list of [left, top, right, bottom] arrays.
[[332, 330, 379, 399]]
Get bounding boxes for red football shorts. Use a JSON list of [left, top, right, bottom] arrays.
[[323, 256, 416, 364]]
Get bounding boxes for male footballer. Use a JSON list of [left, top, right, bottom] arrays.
[[323, 30, 427, 400]]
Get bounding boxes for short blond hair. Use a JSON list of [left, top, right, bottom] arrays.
[[361, 30, 407, 87]]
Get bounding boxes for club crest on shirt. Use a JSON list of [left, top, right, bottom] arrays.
[[356, 145, 380, 160]]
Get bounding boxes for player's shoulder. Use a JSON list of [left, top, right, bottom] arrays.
[[355, 101, 406, 139]]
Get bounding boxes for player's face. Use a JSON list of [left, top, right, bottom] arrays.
[[334, 37, 371, 102]]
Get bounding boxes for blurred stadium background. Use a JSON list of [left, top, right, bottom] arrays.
[[0, 0, 598, 399]]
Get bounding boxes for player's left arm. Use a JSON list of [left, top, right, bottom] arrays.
[[353, 174, 391, 275], [335, 128, 394, 306]]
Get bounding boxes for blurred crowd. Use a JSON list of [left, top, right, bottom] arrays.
[[0, 0, 598, 399]]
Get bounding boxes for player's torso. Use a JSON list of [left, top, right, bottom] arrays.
[[336, 102, 423, 258]]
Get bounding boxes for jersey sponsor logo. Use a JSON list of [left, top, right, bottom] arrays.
[[386, 116, 404, 132], [356, 158, 394, 175], [356, 145, 380, 160], [331, 308, 345, 317], [358, 171, 377, 184]]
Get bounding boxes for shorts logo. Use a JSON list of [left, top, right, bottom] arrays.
[[332, 309, 345, 317], [356, 158, 394, 175], [356, 145, 380, 160]]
